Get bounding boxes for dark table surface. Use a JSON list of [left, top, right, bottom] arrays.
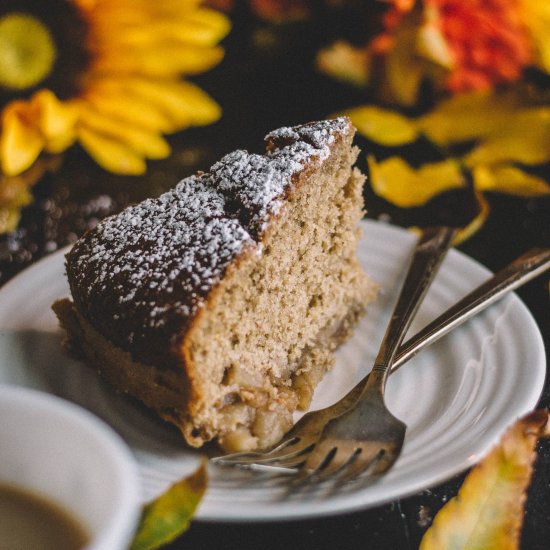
[[1, 6, 548, 550]]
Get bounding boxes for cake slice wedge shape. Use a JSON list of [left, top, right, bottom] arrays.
[[53, 117, 377, 451]]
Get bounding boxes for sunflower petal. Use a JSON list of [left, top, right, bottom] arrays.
[[109, 78, 221, 130], [93, 9, 230, 48], [345, 105, 418, 146], [146, 80, 221, 128], [0, 102, 44, 176], [82, 91, 174, 133], [473, 164, 550, 197], [367, 155, 465, 207], [77, 127, 146, 175], [180, 8, 231, 43], [79, 0, 206, 25], [84, 78, 220, 133], [31, 90, 78, 153], [78, 107, 171, 160], [91, 44, 225, 76]]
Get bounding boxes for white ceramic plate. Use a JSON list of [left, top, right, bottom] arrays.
[[0, 220, 545, 521]]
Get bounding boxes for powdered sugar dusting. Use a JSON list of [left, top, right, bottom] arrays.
[[66, 117, 351, 365], [266, 117, 348, 159], [69, 178, 250, 328]]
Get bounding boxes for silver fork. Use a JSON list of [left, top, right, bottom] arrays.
[[293, 225, 457, 483], [213, 226, 457, 471], [212, 246, 550, 477]]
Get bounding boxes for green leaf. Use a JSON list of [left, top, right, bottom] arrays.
[[368, 155, 465, 207], [420, 410, 550, 550], [130, 460, 208, 550], [345, 106, 419, 146], [473, 164, 550, 197]]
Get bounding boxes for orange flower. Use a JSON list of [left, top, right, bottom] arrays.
[[432, 0, 533, 92], [373, 0, 534, 93]]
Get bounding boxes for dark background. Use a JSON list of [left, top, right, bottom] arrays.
[[0, 5, 548, 549]]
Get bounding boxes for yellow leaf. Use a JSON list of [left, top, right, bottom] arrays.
[[130, 460, 207, 550], [416, 5, 454, 69], [465, 108, 550, 167], [385, 9, 426, 106], [77, 127, 146, 175], [408, 192, 489, 245], [417, 90, 521, 146], [368, 155, 465, 207], [452, 191, 490, 244], [420, 409, 550, 550], [473, 164, 550, 197], [344, 106, 418, 146], [316, 41, 371, 87], [518, 0, 550, 73]]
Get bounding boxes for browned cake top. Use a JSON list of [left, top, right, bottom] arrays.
[[65, 117, 352, 368]]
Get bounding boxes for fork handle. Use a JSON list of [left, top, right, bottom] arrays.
[[367, 226, 456, 392], [391, 246, 550, 372], [331, 246, 549, 413]]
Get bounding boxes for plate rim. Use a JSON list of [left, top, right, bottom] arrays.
[[0, 219, 546, 522]]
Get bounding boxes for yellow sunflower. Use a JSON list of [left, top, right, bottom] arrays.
[[0, 0, 230, 178]]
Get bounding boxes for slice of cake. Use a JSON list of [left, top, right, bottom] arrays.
[[53, 117, 377, 452]]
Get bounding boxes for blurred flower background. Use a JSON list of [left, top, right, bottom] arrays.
[[0, 0, 228, 234], [0, 0, 548, 281], [0, 3, 548, 547]]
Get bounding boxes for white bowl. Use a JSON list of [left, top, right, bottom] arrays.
[[0, 385, 141, 550]]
